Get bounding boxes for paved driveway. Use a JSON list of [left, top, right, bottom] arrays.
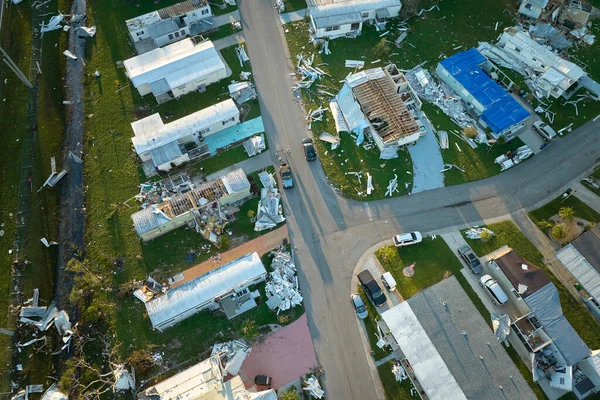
[[408, 130, 444, 194]]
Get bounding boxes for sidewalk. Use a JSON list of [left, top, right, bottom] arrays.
[[572, 181, 600, 212], [172, 225, 288, 288], [280, 9, 307, 24], [214, 32, 245, 50], [213, 10, 241, 28]]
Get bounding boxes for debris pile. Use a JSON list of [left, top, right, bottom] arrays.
[[40, 13, 65, 33], [306, 107, 327, 127], [464, 227, 495, 240], [392, 361, 408, 382], [191, 202, 230, 245], [494, 145, 533, 171], [243, 134, 266, 157], [236, 44, 250, 67], [303, 376, 324, 399], [254, 172, 285, 232], [133, 276, 164, 304], [345, 60, 365, 69], [275, 0, 284, 12], [40, 384, 67, 400], [312, 38, 331, 55], [294, 53, 329, 91], [437, 130, 449, 149], [19, 294, 75, 352], [211, 340, 251, 375], [406, 67, 482, 131], [385, 175, 399, 197], [129, 172, 195, 208], [113, 364, 136, 392], [229, 81, 257, 105], [240, 71, 252, 81], [77, 26, 96, 38], [491, 312, 511, 343], [43, 157, 67, 188], [265, 250, 303, 313]]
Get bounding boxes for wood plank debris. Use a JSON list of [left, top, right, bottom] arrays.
[[345, 60, 365, 69]]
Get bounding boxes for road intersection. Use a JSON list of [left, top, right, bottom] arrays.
[[238, 0, 600, 398]]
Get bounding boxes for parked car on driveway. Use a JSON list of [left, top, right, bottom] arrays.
[[457, 245, 482, 274], [479, 274, 508, 305], [302, 138, 316, 161], [533, 120, 557, 141], [350, 293, 368, 319], [357, 270, 386, 307], [392, 232, 422, 247]]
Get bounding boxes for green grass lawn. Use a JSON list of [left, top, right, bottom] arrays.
[[582, 164, 600, 196], [189, 135, 269, 176], [375, 237, 489, 319], [528, 194, 600, 233], [205, 23, 241, 42], [377, 361, 419, 400], [422, 103, 527, 186], [463, 221, 600, 350], [356, 287, 389, 361], [284, 0, 307, 12], [210, 0, 238, 16]]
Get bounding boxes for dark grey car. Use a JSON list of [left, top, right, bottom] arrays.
[[458, 245, 482, 274]]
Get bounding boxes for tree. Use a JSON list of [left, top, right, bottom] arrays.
[[373, 38, 391, 59], [241, 319, 258, 341], [247, 209, 256, 220], [552, 223, 569, 240], [559, 206, 575, 222], [479, 229, 493, 242], [536, 219, 554, 231], [279, 386, 301, 400]]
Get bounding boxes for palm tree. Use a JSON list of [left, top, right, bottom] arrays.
[[558, 206, 574, 222], [552, 223, 569, 240]]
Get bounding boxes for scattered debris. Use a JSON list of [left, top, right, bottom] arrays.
[[40, 237, 58, 247], [392, 360, 408, 381], [366, 172, 374, 195], [440, 163, 465, 173], [345, 60, 365, 69], [293, 53, 329, 91], [243, 134, 266, 157], [464, 227, 495, 240], [41, 14, 65, 33], [494, 145, 533, 170], [255, 172, 285, 231], [265, 250, 302, 314], [394, 32, 408, 47], [211, 340, 251, 375], [113, 364, 136, 392], [77, 26, 96, 38], [417, 5, 440, 17], [437, 130, 449, 149], [62, 50, 78, 60], [43, 157, 68, 188], [318, 131, 340, 150], [303, 376, 324, 399], [275, 0, 284, 13], [385, 175, 399, 197], [41, 384, 67, 400], [235, 44, 250, 67], [229, 81, 257, 104]]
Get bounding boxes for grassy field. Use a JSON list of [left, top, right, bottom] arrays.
[[377, 361, 419, 400], [422, 103, 527, 186], [283, 0, 534, 198], [356, 287, 389, 361], [528, 194, 600, 234], [463, 221, 600, 350], [375, 237, 489, 319], [284, 0, 307, 12]]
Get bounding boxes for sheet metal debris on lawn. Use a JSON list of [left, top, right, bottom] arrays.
[[211, 340, 251, 376], [265, 250, 303, 314], [293, 53, 329, 93], [495, 145, 533, 170], [392, 360, 408, 382], [464, 227, 495, 240], [318, 131, 340, 150], [255, 172, 285, 232], [236, 44, 250, 67], [243, 134, 266, 157], [229, 81, 257, 105]]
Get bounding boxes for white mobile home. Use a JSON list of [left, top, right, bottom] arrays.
[[145, 252, 267, 331], [308, 0, 401, 39], [131, 99, 239, 171], [126, 0, 213, 52], [123, 38, 227, 103]]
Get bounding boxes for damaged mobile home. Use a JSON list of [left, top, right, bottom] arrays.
[[436, 48, 530, 138], [478, 27, 588, 99], [330, 64, 424, 159], [308, 0, 401, 39], [126, 0, 214, 53], [131, 168, 251, 242], [123, 38, 227, 103], [130, 99, 240, 172], [144, 252, 267, 331]]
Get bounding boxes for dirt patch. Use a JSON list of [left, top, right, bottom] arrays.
[[547, 215, 587, 245]]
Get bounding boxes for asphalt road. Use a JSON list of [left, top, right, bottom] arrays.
[[238, 1, 600, 398]]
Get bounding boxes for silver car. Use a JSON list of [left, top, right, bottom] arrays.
[[351, 293, 368, 319]]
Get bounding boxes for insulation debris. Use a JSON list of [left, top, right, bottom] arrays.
[[229, 81, 257, 104], [494, 145, 533, 170], [345, 60, 365, 69], [236, 44, 250, 67], [265, 250, 302, 313], [392, 361, 408, 382], [303, 376, 324, 399], [243, 134, 266, 157], [113, 364, 135, 392], [385, 175, 399, 197], [464, 227, 495, 240], [437, 130, 449, 149], [255, 172, 285, 232], [62, 50, 77, 60]]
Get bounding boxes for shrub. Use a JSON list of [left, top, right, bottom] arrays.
[[536, 219, 554, 231], [126, 349, 155, 374], [552, 223, 569, 240], [479, 229, 493, 242], [373, 38, 392, 59], [558, 206, 574, 222]]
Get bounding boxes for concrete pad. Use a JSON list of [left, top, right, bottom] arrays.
[[518, 128, 546, 154], [408, 130, 444, 194], [241, 314, 318, 389]]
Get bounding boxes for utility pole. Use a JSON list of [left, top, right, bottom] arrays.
[[0, 45, 33, 88]]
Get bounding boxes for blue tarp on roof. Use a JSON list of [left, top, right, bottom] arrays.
[[440, 48, 529, 133]]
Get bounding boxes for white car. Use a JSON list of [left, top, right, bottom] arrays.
[[533, 120, 557, 141], [479, 275, 509, 306], [392, 232, 422, 247], [350, 293, 368, 319]]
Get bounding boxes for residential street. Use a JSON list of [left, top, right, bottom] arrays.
[[238, 0, 600, 398]]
